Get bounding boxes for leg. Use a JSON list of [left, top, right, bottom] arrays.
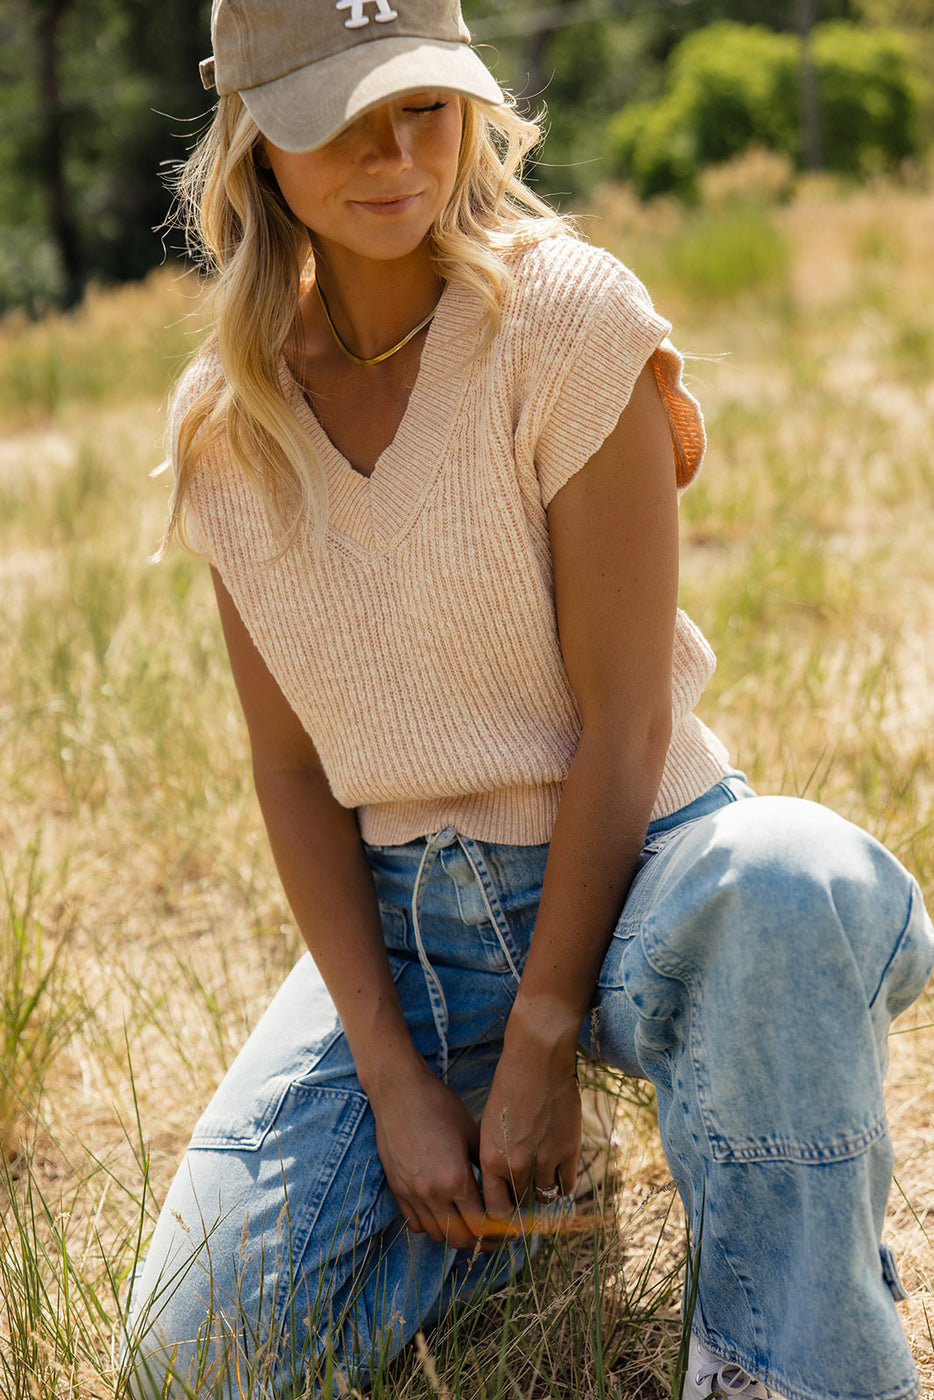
[[590, 792, 934, 1400], [125, 946, 522, 1398]]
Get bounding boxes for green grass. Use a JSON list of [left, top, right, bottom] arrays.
[[0, 841, 83, 1161], [1, 179, 933, 1397]]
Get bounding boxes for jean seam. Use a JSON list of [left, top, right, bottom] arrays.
[[378, 901, 407, 953], [631, 935, 894, 1166], [713, 777, 743, 805], [273, 1107, 386, 1355], [189, 1022, 350, 1151], [458, 837, 525, 980], [868, 879, 928, 1010], [702, 1117, 891, 1165], [695, 1187, 764, 1383]]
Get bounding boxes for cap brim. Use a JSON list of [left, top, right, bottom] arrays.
[[240, 38, 503, 152]]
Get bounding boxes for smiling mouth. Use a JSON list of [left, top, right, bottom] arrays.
[[353, 193, 421, 209]]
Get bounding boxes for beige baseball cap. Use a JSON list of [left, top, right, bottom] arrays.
[[200, 0, 505, 153]]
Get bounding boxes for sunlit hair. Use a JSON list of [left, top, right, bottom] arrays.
[[159, 91, 573, 556]]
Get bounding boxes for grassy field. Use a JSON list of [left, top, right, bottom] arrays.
[[1, 171, 932, 1398]]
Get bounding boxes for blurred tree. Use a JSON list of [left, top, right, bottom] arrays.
[[524, 0, 579, 103], [465, 0, 863, 201], [797, 0, 824, 169], [854, 0, 934, 142], [530, 16, 662, 197], [0, 0, 210, 313], [812, 20, 920, 170], [611, 24, 800, 196], [0, 1, 59, 309], [0, 0, 930, 311], [854, 0, 934, 16], [609, 19, 920, 196], [641, 0, 854, 60], [35, 0, 82, 307]]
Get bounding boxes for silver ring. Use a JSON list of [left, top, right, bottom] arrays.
[[534, 1183, 561, 1203]]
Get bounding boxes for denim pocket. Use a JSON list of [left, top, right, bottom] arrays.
[[282, 1083, 388, 1272], [178, 1080, 388, 1358], [188, 1025, 349, 1151], [186, 953, 389, 1152], [454, 855, 526, 975]]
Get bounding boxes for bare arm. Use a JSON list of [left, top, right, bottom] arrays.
[[479, 361, 680, 1214], [211, 570, 487, 1246]]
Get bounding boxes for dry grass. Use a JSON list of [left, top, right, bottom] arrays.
[[1, 180, 933, 1397]]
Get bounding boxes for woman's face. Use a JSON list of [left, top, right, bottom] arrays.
[[263, 93, 463, 267]]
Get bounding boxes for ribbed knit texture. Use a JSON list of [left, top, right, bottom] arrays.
[[178, 235, 731, 844]]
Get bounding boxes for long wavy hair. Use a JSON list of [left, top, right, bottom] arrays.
[[159, 89, 572, 556]]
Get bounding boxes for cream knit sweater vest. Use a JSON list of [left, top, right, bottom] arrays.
[[177, 235, 731, 845]]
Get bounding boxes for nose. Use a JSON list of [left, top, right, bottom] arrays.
[[357, 109, 413, 169]]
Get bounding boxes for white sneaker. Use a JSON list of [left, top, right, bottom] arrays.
[[681, 1333, 789, 1400]]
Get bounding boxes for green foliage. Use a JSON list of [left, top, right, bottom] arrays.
[[854, 0, 934, 146], [855, 0, 934, 21], [666, 205, 790, 301], [610, 24, 800, 199], [0, 843, 82, 1160], [654, 0, 855, 41], [610, 20, 921, 198], [0, 0, 210, 313], [812, 21, 919, 172]]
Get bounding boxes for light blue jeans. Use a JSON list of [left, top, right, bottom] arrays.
[[125, 778, 934, 1400]]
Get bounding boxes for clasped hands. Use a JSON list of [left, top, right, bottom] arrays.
[[371, 1041, 582, 1252]]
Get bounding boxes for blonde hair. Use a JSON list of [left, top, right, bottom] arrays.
[[161, 91, 572, 555]]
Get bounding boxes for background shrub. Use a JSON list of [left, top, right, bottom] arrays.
[[812, 22, 919, 173], [609, 20, 920, 198]]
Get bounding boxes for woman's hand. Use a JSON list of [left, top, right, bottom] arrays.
[[368, 1058, 490, 1250], [210, 573, 492, 1252], [468, 361, 681, 1223], [478, 1003, 582, 1220]]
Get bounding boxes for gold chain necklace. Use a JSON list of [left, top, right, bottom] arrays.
[[316, 281, 441, 367]]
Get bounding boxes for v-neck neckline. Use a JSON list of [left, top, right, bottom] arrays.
[[282, 279, 481, 551]]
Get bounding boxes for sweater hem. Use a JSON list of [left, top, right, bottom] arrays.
[[357, 717, 732, 848]]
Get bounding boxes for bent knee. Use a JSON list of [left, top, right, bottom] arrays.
[[703, 795, 885, 887], [697, 796, 915, 926], [643, 796, 930, 1002]]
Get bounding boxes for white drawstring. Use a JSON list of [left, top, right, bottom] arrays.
[[410, 831, 453, 1080]]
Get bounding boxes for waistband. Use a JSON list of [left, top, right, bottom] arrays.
[[370, 773, 754, 1079]]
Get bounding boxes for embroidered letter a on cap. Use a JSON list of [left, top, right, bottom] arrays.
[[337, 0, 400, 28]]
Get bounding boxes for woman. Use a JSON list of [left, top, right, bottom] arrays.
[[126, 1, 934, 1396]]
